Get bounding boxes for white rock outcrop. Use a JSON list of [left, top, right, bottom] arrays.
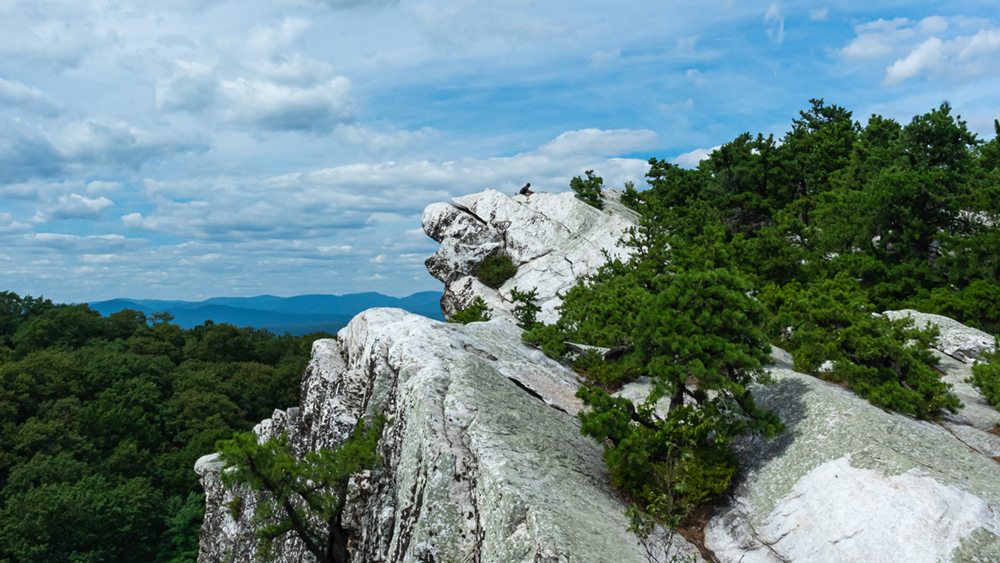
[[423, 188, 640, 324], [705, 348, 1000, 563], [197, 309, 702, 563], [883, 309, 995, 364]]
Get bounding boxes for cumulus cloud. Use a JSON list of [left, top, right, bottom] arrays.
[[0, 212, 33, 234], [764, 4, 785, 44], [840, 18, 915, 59], [0, 78, 63, 116], [32, 194, 114, 223], [0, 0, 115, 69], [673, 145, 722, 168], [156, 61, 217, 112], [114, 129, 653, 242], [837, 16, 1000, 85], [17, 233, 143, 254], [537, 128, 658, 157], [885, 27, 1000, 85], [0, 123, 65, 184], [86, 181, 123, 196], [0, 118, 207, 185], [809, 8, 828, 21], [257, 55, 336, 87], [248, 18, 313, 57], [337, 124, 438, 157], [218, 77, 356, 132]]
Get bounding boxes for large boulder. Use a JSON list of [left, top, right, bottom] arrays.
[[704, 348, 1000, 563], [883, 309, 995, 364], [197, 309, 702, 563], [422, 188, 639, 323]]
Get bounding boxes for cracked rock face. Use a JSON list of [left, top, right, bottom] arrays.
[[197, 309, 702, 563], [883, 309, 995, 364], [422, 188, 640, 324], [705, 347, 1000, 563]]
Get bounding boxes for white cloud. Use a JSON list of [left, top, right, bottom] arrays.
[[32, 193, 114, 223], [537, 129, 657, 157], [81, 254, 119, 263], [248, 18, 313, 57], [257, 55, 336, 87], [113, 129, 653, 242], [156, 60, 217, 112], [673, 145, 722, 168], [337, 124, 438, 157], [218, 77, 356, 132], [884, 26, 1000, 85], [317, 245, 352, 254], [86, 181, 124, 196], [839, 18, 914, 59], [0, 78, 62, 116], [764, 4, 785, 44], [809, 8, 828, 22], [0, 212, 33, 234], [0, 0, 115, 69], [919, 15, 949, 34], [837, 16, 1000, 85]]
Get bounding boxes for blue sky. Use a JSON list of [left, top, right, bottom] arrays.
[[1, 0, 998, 302]]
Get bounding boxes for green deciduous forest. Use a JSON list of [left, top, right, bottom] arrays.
[[0, 291, 331, 563], [524, 100, 1000, 532]]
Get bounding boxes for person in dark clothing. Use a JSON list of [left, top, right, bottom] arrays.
[[519, 183, 534, 196]]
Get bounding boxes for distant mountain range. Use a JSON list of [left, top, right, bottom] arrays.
[[86, 291, 445, 335]]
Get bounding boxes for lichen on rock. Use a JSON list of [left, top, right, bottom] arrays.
[[197, 309, 702, 563]]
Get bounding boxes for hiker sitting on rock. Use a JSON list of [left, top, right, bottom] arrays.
[[519, 183, 534, 196]]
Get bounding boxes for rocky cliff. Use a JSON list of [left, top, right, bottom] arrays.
[[422, 188, 639, 323], [197, 310, 702, 563], [198, 189, 1000, 563]]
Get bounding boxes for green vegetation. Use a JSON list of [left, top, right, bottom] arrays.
[[969, 341, 1000, 408], [447, 296, 492, 324], [570, 169, 605, 209], [525, 220, 784, 531], [760, 274, 960, 419], [217, 414, 387, 563], [476, 254, 518, 289], [524, 99, 998, 533], [0, 290, 331, 563], [509, 286, 542, 331]]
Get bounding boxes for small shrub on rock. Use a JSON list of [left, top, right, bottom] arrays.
[[969, 341, 1000, 408], [476, 255, 517, 289], [570, 170, 604, 209], [509, 286, 542, 331], [577, 387, 739, 535], [760, 273, 962, 420], [447, 297, 492, 325]]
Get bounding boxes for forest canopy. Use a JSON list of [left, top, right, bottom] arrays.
[[0, 291, 331, 563]]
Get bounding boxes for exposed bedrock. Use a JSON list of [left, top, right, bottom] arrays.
[[196, 309, 702, 563], [705, 347, 1000, 563], [422, 188, 639, 323]]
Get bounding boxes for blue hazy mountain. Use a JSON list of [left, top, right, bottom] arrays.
[[87, 291, 444, 335]]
